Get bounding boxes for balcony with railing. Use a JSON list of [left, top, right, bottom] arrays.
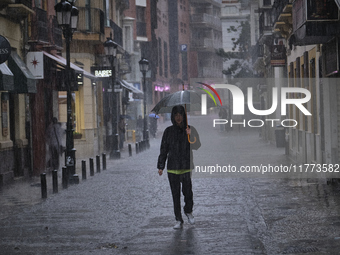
[[3, 0, 32, 8], [111, 20, 123, 47], [191, 37, 222, 51], [272, 0, 292, 36], [259, 0, 272, 9], [28, 8, 62, 49], [5, 0, 34, 18], [50, 16, 62, 48], [199, 66, 223, 78], [292, 0, 339, 45], [190, 0, 222, 6], [272, 0, 292, 23], [119, 52, 132, 75], [252, 43, 264, 64], [191, 13, 222, 30], [259, 10, 273, 39], [75, 7, 104, 41], [30, 8, 48, 43]]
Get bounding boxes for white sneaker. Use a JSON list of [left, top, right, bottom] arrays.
[[185, 213, 195, 225], [173, 221, 183, 229]]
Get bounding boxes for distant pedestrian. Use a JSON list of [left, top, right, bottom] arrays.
[[136, 115, 143, 141], [46, 117, 64, 170], [157, 105, 201, 229], [149, 116, 158, 138], [118, 116, 126, 150]]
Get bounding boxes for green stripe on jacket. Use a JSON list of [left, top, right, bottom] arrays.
[[167, 169, 191, 175]]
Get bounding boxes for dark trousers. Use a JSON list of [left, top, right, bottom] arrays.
[[49, 145, 59, 170], [168, 172, 193, 223]]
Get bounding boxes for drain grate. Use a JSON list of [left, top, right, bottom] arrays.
[[282, 246, 319, 254]]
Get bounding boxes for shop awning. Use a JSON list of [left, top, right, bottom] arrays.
[[43, 51, 97, 80], [118, 79, 143, 98], [0, 63, 14, 91], [8, 52, 36, 93]]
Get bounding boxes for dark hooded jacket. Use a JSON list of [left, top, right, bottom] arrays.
[[157, 106, 201, 171]]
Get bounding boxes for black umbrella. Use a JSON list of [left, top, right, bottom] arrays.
[[151, 86, 215, 143], [151, 89, 214, 114]]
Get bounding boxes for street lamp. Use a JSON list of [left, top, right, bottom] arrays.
[[139, 57, 149, 147], [103, 37, 120, 159], [55, 0, 79, 180]]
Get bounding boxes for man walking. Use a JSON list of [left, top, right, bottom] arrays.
[[157, 105, 201, 229]]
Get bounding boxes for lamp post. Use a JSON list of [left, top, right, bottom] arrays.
[[55, 0, 79, 179], [139, 57, 149, 147], [103, 37, 120, 159]]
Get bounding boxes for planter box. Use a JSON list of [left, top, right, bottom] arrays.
[[74, 134, 82, 139]]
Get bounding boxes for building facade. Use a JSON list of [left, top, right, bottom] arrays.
[[189, 0, 224, 87], [0, 1, 36, 184], [251, 0, 340, 167]]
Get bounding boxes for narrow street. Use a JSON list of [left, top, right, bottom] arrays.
[[1, 114, 340, 254]]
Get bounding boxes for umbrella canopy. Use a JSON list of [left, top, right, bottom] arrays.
[[151, 89, 216, 144], [151, 90, 214, 114]]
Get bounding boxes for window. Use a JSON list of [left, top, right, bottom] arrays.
[[136, 6, 146, 36], [263, 0, 271, 6], [158, 38, 163, 76], [85, 0, 91, 31], [105, 0, 110, 26], [222, 6, 238, 15], [136, 6, 146, 22], [124, 26, 132, 52], [164, 42, 168, 78]]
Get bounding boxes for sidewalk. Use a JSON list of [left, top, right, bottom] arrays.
[[1, 115, 340, 254], [0, 119, 172, 221]]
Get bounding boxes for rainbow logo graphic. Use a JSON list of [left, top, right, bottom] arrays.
[[197, 82, 222, 108]]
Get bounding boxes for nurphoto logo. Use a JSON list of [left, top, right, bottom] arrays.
[[198, 82, 312, 128]]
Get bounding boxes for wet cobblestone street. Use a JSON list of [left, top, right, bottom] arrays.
[[1, 115, 340, 254]]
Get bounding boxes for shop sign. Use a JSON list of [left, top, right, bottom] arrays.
[[0, 35, 11, 64], [271, 45, 286, 66], [27, 52, 44, 79], [91, 66, 112, 79]]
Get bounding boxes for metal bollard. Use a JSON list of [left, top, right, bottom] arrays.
[[89, 158, 94, 176], [52, 170, 58, 194], [128, 144, 132, 157], [136, 142, 139, 154], [0, 174, 3, 191], [62, 166, 68, 189], [96, 155, 100, 173], [102, 153, 106, 170], [82, 160, 86, 180], [41, 173, 47, 199], [73, 174, 79, 184]]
